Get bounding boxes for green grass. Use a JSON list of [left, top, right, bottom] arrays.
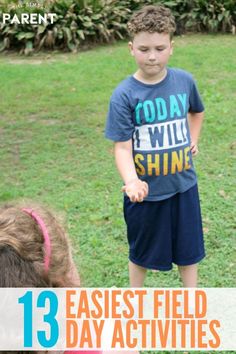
[[0, 34, 235, 294]]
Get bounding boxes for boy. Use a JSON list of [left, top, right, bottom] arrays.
[[105, 5, 205, 287]]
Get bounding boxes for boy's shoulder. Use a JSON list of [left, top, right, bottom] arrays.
[[169, 67, 194, 81], [110, 76, 135, 104]]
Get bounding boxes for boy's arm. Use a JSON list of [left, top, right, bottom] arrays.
[[188, 111, 204, 156], [114, 139, 148, 202]]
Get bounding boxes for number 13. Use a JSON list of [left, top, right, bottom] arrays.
[[18, 291, 59, 347]]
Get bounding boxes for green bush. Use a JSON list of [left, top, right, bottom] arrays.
[[0, 0, 235, 54], [186, 0, 236, 33], [161, 0, 236, 33], [0, 0, 130, 54]]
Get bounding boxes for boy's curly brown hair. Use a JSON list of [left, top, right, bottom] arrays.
[[127, 5, 176, 40]]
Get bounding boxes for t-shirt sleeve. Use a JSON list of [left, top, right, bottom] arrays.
[[105, 100, 134, 142], [189, 80, 204, 113]]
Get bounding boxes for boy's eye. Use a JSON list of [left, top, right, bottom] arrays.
[[139, 47, 165, 52]]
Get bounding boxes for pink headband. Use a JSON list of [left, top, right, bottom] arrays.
[[22, 208, 51, 272]]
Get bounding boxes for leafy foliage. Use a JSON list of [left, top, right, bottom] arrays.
[[0, 0, 235, 54], [0, 0, 130, 54], [186, 0, 236, 33]]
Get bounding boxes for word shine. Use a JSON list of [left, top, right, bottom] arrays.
[[2, 13, 57, 25], [135, 146, 192, 177]]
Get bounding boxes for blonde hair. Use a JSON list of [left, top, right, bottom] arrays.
[[127, 5, 176, 40], [0, 202, 80, 287]]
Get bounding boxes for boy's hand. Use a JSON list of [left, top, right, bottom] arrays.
[[122, 178, 148, 202], [190, 141, 199, 156]]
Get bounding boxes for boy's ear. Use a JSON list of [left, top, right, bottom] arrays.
[[128, 41, 134, 56]]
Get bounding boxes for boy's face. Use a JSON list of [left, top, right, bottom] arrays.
[[129, 31, 173, 81]]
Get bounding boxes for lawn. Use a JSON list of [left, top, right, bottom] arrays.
[[0, 34, 235, 293]]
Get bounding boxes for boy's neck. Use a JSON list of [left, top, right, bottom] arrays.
[[133, 67, 168, 85]]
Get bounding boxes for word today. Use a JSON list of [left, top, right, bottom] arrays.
[[2, 13, 57, 25]]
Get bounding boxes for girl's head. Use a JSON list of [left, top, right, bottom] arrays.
[[0, 202, 80, 287]]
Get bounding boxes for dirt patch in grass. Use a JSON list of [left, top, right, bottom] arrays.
[[1, 52, 74, 65], [7, 57, 59, 65]]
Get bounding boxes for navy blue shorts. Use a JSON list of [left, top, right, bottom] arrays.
[[123, 184, 205, 271]]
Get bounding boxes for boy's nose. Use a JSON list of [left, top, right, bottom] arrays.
[[148, 52, 157, 61]]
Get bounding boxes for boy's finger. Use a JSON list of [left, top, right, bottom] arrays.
[[142, 182, 149, 195], [141, 188, 147, 198], [137, 191, 144, 202], [130, 193, 137, 202], [192, 146, 199, 156]]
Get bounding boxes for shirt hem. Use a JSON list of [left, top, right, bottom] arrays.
[[144, 180, 197, 201]]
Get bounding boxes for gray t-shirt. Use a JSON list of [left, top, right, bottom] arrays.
[[105, 67, 204, 201]]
